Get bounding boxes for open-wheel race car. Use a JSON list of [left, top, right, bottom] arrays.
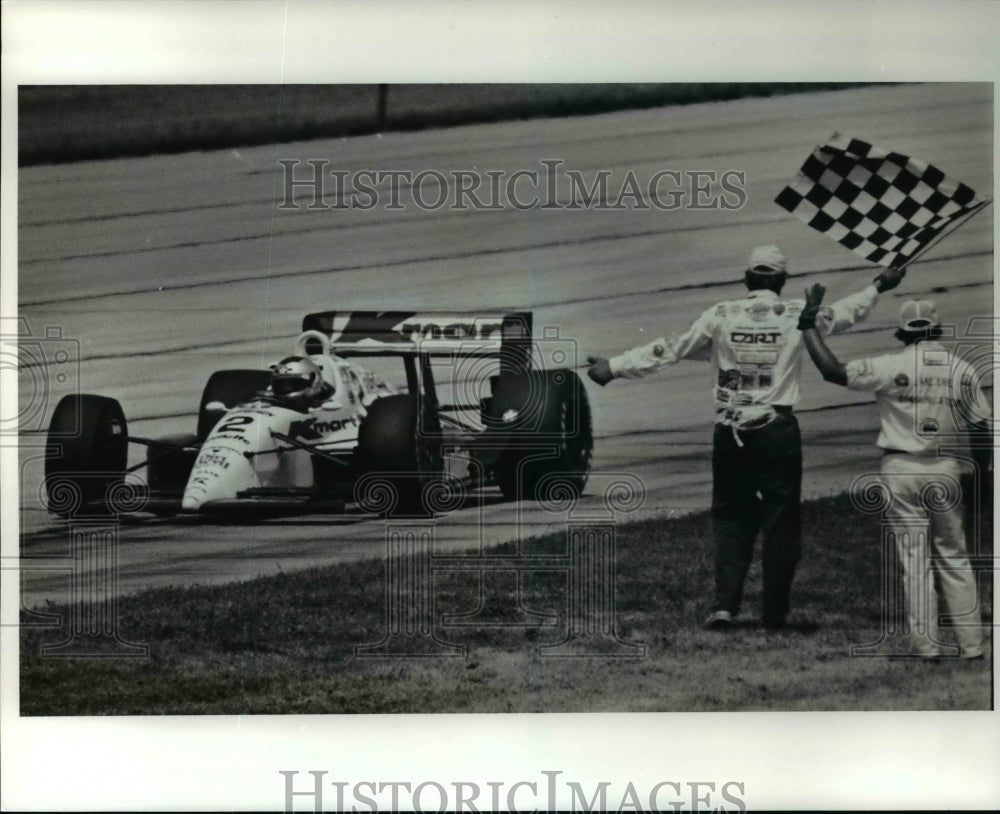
[[44, 311, 593, 517]]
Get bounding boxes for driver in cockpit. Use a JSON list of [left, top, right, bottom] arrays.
[[267, 356, 335, 408]]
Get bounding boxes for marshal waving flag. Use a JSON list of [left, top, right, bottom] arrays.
[[775, 133, 990, 268]]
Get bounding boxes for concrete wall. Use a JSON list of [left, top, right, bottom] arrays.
[[19, 83, 874, 165]]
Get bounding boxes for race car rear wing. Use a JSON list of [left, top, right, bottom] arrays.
[[302, 310, 534, 372]]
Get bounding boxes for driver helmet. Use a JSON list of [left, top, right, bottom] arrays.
[[270, 356, 325, 400]]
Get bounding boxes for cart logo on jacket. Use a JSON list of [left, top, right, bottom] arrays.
[[730, 331, 783, 345]]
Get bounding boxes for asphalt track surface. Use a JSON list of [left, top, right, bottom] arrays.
[[16, 83, 993, 608]]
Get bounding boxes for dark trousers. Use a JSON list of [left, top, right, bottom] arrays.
[[711, 413, 802, 622]]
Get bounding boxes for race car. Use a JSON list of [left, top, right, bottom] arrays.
[[43, 311, 593, 517]]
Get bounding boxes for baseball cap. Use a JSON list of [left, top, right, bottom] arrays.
[[898, 299, 940, 331], [747, 244, 787, 274]]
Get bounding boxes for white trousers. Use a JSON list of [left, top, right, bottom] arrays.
[[881, 454, 984, 658]]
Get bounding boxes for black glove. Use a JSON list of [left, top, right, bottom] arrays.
[[586, 355, 614, 386], [797, 284, 826, 330], [873, 266, 906, 293]]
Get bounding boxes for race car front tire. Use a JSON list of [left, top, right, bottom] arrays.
[[44, 394, 129, 516]]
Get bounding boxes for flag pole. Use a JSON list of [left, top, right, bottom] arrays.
[[894, 197, 993, 272]]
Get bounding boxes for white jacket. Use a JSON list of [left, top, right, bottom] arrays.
[[610, 284, 880, 427], [846, 340, 991, 454]]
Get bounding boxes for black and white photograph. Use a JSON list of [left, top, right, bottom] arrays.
[[3, 2, 998, 811]]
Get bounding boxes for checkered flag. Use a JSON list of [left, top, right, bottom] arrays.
[[775, 133, 990, 268]]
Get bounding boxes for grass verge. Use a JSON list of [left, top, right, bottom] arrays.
[[20, 493, 992, 714]]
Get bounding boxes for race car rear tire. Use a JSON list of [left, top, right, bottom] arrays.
[[44, 394, 128, 516], [197, 369, 271, 440], [492, 370, 592, 501], [354, 395, 443, 516]]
